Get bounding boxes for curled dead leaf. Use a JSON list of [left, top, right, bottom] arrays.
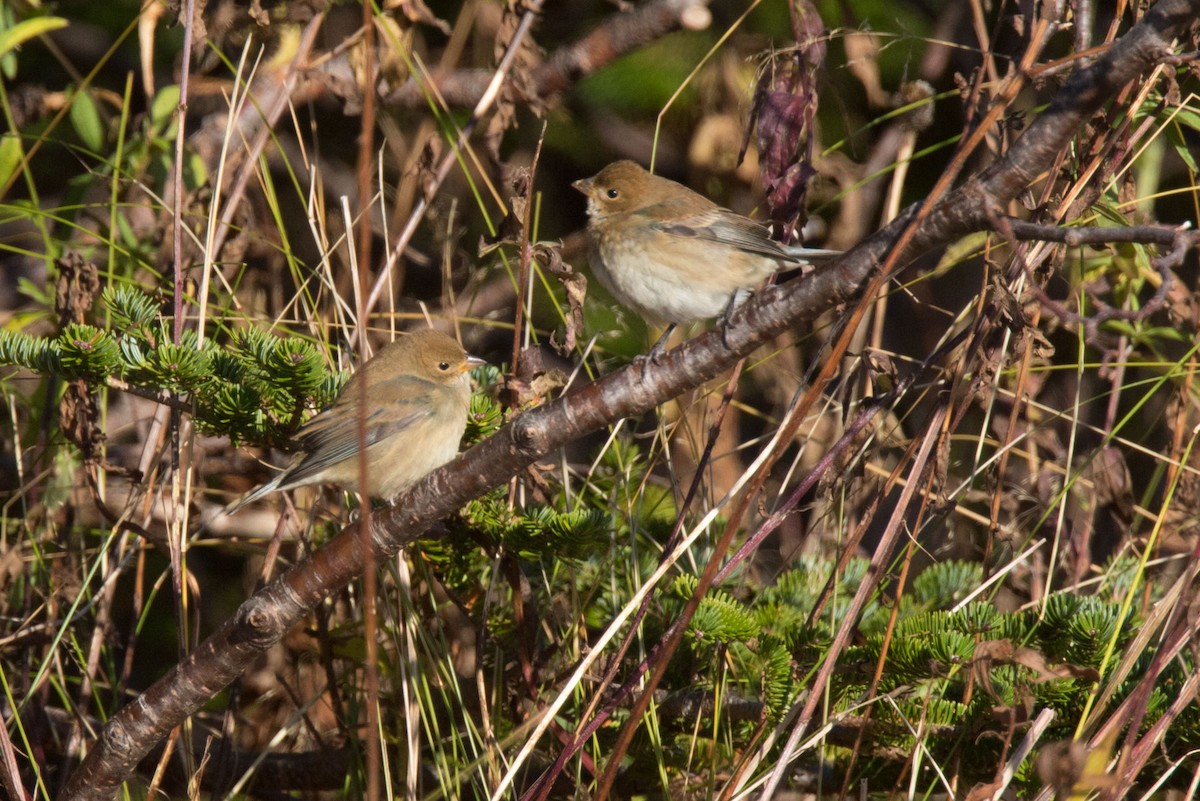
[[500, 346, 566, 409], [893, 80, 935, 132], [55, 252, 100, 326], [844, 31, 887, 108], [383, 0, 451, 34], [743, 0, 826, 240], [1036, 729, 1119, 798], [536, 243, 586, 355], [1010, 646, 1101, 684]]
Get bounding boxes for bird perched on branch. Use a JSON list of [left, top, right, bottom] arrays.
[[573, 160, 839, 351], [228, 329, 484, 511]]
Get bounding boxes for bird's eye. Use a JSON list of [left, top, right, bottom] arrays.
[[606, 188, 619, 199], [438, 361, 451, 371]]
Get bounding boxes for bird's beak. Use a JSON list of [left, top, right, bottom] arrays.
[[571, 177, 591, 195], [462, 355, 487, 373]]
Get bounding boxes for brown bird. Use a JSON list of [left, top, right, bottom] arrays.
[[573, 160, 838, 348], [228, 330, 484, 511]]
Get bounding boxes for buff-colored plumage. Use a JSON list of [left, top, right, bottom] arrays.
[[573, 160, 838, 327], [228, 330, 483, 511]]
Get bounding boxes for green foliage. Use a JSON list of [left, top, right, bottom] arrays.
[[574, 32, 710, 118], [466, 392, 503, 442], [0, 286, 352, 447], [0, 14, 69, 68], [135, 337, 214, 392], [743, 556, 1158, 790], [456, 495, 610, 561], [260, 338, 326, 395], [208, 382, 266, 445], [1042, 593, 1123, 665], [68, 86, 105, 152], [476, 546, 1161, 789], [890, 695, 970, 731], [102, 284, 160, 331], [910, 560, 984, 607], [589, 551, 1154, 791], [465, 367, 504, 444], [673, 575, 760, 646], [0, 327, 59, 373], [56, 324, 121, 378], [951, 601, 1002, 636], [659, 576, 794, 727], [1096, 553, 1145, 602], [758, 639, 793, 722]]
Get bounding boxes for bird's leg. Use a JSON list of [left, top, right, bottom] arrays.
[[719, 292, 745, 349], [638, 324, 676, 378], [649, 324, 676, 359]]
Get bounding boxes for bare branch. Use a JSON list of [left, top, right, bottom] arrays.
[[382, 0, 716, 109], [1003, 218, 1198, 247]]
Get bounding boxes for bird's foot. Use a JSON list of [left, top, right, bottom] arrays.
[[637, 325, 675, 377], [718, 293, 744, 350], [638, 349, 665, 380]]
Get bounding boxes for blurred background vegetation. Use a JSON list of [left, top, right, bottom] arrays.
[[2, 0, 1200, 797]]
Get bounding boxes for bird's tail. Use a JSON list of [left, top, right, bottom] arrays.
[[223, 474, 283, 515], [784, 245, 841, 262]]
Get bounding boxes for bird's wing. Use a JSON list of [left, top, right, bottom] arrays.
[[641, 199, 796, 262], [282, 377, 433, 487]]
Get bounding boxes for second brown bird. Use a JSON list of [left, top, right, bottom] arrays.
[[573, 160, 838, 336]]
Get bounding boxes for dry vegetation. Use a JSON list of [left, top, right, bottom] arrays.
[[2, 0, 1200, 799]]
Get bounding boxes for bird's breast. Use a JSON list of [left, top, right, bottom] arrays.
[[587, 218, 780, 325]]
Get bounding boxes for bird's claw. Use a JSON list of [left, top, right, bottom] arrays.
[[638, 346, 668, 379]]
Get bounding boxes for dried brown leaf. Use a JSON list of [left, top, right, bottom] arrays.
[[60, 380, 102, 463], [247, 0, 269, 27], [743, 0, 826, 241], [537, 243, 586, 355], [1037, 730, 1119, 798], [1010, 646, 1100, 683], [416, 136, 443, 201], [485, 0, 545, 159], [1086, 445, 1134, 524], [963, 779, 1004, 801], [500, 346, 566, 409], [384, 0, 451, 34], [55, 252, 100, 326], [844, 31, 888, 108]]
